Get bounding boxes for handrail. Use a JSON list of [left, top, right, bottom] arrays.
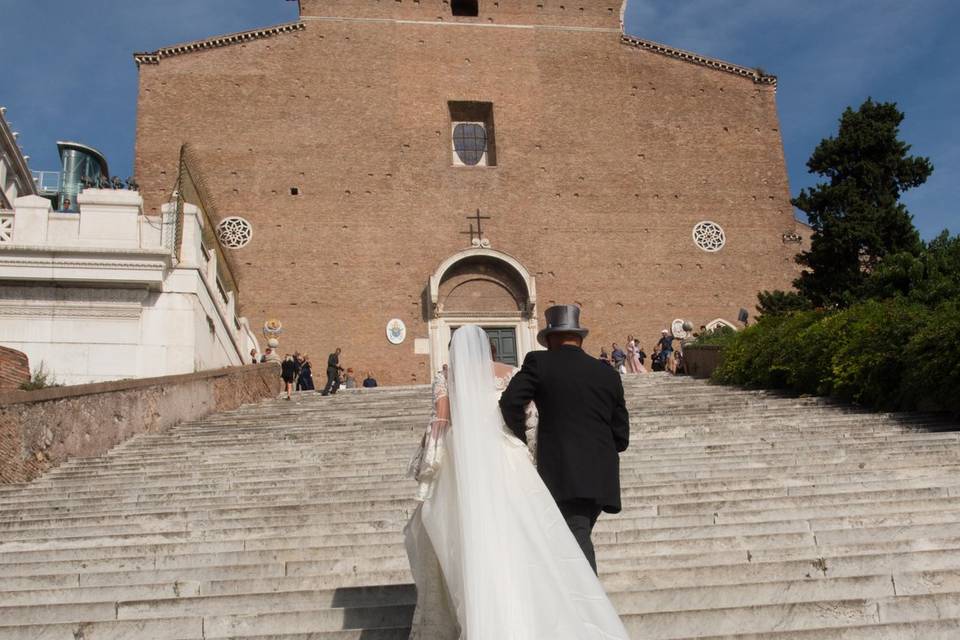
[[31, 171, 61, 193]]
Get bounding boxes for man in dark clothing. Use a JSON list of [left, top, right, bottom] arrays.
[[320, 348, 343, 396], [500, 305, 629, 573]]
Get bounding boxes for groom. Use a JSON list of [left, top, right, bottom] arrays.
[[500, 305, 630, 573]]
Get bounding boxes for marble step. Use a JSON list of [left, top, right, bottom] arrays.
[[7, 473, 960, 528], [7, 462, 960, 510]]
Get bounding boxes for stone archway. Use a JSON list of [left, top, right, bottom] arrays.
[[427, 248, 538, 373], [705, 318, 737, 332]]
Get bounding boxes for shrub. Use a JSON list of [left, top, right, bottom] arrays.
[[827, 299, 928, 408], [900, 301, 960, 413], [19, 361, 61, 391], [713, 311, 826, 390], [689, 325, 737, 347], [711, 298, 960, 414]]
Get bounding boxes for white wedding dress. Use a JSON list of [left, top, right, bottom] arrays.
[[404, 326, 629, 639]]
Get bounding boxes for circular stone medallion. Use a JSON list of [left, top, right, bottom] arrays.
[[386, 318, 407, 345], [692, 221, 726, 252], [216, 217, 253, 249]]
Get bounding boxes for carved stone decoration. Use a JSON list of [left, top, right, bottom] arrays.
[[263, 319, 283, 339], [0, 216, 13, 243], [216, 216, 253, 249], [671, 318, 688, 339], [692, 221, 726, 252], [782, 232, 802, 244]]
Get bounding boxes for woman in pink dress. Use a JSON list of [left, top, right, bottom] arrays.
[[625, 335, 640, 374], [635, 338, 647, 373]]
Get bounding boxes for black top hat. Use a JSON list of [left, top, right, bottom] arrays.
[[537, 304, 589, 347]]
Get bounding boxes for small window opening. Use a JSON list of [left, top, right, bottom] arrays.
[[290, 187, 300, 196], [452, 0, 479, 16], [449, 101, 496, 167]]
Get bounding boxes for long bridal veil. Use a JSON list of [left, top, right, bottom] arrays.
[[419, 325, 629, 639], [424, 325, 532, 636]]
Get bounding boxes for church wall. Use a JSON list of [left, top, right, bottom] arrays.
[[134, 16, 799, 384], [297, 0, 623, 28]]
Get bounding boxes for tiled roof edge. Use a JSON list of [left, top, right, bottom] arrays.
[[620, 34, 777, 87], [134, 22, 305, 68]]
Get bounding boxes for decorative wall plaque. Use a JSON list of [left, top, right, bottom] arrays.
[[386, 318, 407, 344]]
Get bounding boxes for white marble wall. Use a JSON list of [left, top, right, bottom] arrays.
[[0, 189, 259, 385]]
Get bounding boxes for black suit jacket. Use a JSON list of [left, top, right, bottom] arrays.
[[327, 353, 340, 372], [500, 345, 629, 513]]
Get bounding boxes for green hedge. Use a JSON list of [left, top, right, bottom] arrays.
[[712, 298, 960, 413]]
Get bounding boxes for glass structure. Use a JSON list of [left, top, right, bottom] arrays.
[[57, 141, 109, 212]]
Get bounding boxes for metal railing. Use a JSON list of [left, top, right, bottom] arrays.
[[31, 171, 61, 194]]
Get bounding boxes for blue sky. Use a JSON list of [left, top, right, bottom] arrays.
[[1, 0, 956, 238]]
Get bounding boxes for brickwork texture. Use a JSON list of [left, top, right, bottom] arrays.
[[134, 1, 806, 385], [0, 346, 30, 393]]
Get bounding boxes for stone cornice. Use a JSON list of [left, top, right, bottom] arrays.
[[133, 22, 305, 68], [0, 304, 143, 319], [131, 17, 776, 89], [620, 35, 777, 87]]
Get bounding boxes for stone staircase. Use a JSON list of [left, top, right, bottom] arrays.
[[1, 374, 960, 639]]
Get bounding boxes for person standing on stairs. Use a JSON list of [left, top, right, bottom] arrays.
[[281, 355, 297, 400], [501, 305, 630, 573], [321, 347, 343, 396], [404, 323, 629, 639]]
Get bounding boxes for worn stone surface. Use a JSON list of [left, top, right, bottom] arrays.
[[133, 3, 809, 385], [0, 363, 280, 484], [0, 375, 958, 637]]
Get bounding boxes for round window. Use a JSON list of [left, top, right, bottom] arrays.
[[216, 216, 253, 249], [453, 122, 488, 166], [692, 221, 726, 252]]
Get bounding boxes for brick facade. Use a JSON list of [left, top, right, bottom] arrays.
[[134, 1, 806, 385], [0, 345, 29, 393]]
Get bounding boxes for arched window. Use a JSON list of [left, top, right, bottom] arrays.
[[452, 0, 479, 17]]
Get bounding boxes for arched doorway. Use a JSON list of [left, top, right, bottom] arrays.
[[705, 318, 737, 332], [427, 248, 538, 373]]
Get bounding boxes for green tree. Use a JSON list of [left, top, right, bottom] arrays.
[[792, 99, 932, 307], [756, 289, 812, 317], [860, 231, 960, 306]]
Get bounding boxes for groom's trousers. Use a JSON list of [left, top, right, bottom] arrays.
[[558, 499, 603, 574]]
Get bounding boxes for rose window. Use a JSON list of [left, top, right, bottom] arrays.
[[216, 217, 253, 249], [692, 221, 726, 252]]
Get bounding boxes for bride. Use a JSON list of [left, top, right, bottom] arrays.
[[404, 325, 629, 639]]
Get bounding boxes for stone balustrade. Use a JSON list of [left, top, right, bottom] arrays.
[[0, 362, 281, 484], [0, 190, 260, 385]]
